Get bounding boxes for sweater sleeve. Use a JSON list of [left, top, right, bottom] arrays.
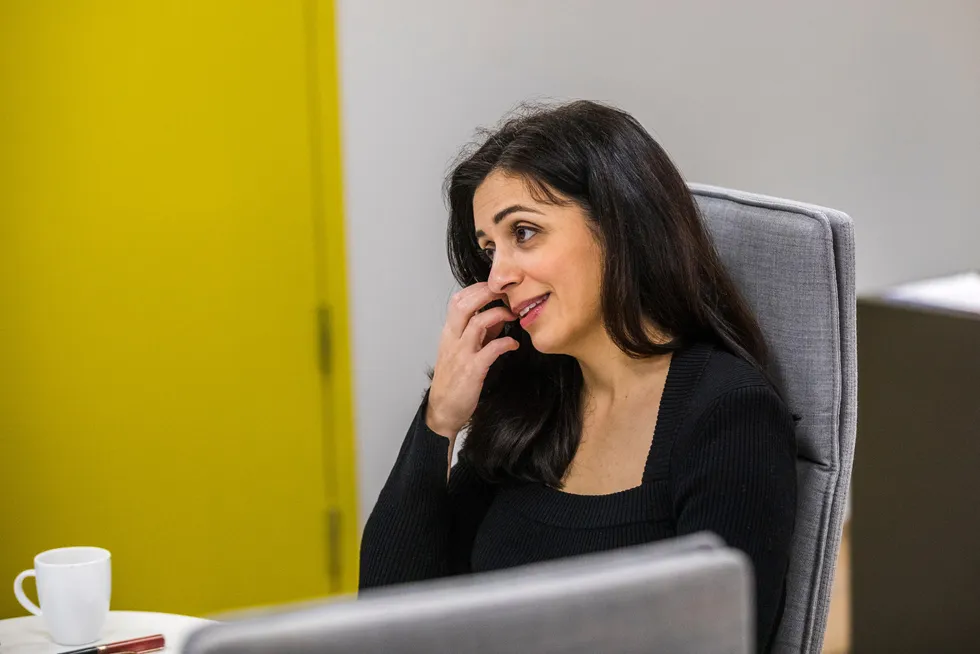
[[671, 384, 798, 654], [358, 396, 496, 591]]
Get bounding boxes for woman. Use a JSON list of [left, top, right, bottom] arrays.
[[359, 100, 797, 653]]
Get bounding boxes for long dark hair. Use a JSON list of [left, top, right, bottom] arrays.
[[445, 100, 771, 487]]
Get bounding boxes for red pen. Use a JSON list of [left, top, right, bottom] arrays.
[[58, 634, 166, 654]]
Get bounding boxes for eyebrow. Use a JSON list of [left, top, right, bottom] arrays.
[[474, 204, 544, 240]]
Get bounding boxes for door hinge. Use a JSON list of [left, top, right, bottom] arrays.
[[325, 507, 343, 592], [317, 303, 332, 376]]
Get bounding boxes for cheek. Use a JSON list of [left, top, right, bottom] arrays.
[[554, 246, 603, 320], [573, 240, 603, 298], [575, 260, 604, 319]]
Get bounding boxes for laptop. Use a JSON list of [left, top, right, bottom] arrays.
[[183, 532, 752, 654]]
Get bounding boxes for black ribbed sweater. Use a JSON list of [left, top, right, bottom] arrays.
[[359, 342, 798, 653]]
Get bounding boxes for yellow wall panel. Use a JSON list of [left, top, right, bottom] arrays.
[[0, 0, 356, 616]]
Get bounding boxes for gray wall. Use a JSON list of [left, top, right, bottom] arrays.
[[338, 0, 980, 524]]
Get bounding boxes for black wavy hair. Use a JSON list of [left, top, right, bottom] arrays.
[[445, 100, 772, 487]]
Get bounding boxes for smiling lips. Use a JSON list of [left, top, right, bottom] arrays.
[[514, 293, 550, 328]]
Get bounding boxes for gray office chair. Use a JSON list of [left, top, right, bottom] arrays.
[[183, 533, 752, 654], [690, 184, 857, 654]]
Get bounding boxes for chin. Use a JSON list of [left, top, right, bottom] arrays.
[[526, 328, 570, 356]]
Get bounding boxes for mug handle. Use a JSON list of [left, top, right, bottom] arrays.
[[14, 569, 42, 616]]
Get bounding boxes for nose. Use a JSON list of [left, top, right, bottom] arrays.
[[487, 250, 522, 295]]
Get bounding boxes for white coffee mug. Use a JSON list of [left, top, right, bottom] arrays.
[[13, 546, 112, 645]]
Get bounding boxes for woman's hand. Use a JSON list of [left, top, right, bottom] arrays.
[[425, 283, 519, 440]]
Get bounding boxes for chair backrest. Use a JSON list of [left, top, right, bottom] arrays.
[[183, 533, 752, 654], [690, 184, 857, 654]]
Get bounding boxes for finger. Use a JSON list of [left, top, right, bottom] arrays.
[[461, 306, 517, 350], [474, 336, 520, 373], [483, 320, 507, 346], [445, 283, 509, 337]]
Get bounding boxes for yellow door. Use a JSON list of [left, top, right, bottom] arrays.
[[0, 1, 357, 617]]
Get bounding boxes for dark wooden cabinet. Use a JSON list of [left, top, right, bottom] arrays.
[[852, 296, 980, 652]]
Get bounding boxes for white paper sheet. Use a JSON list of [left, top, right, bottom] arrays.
[[881, 271, 980, 314]]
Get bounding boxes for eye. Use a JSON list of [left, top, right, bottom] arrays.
[[513, 224, 537, 244], [480, 247, 495, 262]]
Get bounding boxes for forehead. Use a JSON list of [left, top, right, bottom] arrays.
[[472, 171, 540, 227]]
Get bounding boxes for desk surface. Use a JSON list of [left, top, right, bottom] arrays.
[[0, 610, 211, 653]]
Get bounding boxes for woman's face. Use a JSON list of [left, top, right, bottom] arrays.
[[473, 170, 604, 356]]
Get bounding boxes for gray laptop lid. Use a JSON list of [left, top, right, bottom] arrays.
[[183, 532, 752, 654]]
